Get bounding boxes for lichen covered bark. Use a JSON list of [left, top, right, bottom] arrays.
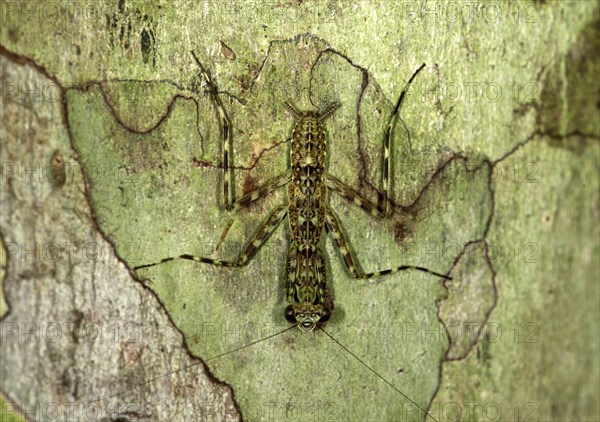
[[1, 1, 598, 421]]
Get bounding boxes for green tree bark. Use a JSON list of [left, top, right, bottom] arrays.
[[1, 1, 598, 421]]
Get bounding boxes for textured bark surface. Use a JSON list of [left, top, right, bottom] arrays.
[[1, 1, 598, 422], [0, 60, 239, 421]]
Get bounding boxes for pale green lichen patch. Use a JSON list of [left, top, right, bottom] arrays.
[[98, 80, 185, 133], [432, 138, 600, 421], [0, 395, 25, 422], [438, 241, 497, 360]]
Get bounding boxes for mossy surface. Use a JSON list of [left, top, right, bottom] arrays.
[[1, 1, 598, 421]]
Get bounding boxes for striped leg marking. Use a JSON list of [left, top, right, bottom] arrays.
[[231, 172, 292, 211], [236, 205, 287, 265], [135, 205, 288, 270], [326, 63, 426, 219], [192, 51, 235, 210], [381, 63, 426, 212], [325, 210, 450, 281], [325, 174, 388, 218]]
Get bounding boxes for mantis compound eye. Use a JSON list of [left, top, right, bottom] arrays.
[[319, 306, 331, 323], [284, 305, 296, 323]]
